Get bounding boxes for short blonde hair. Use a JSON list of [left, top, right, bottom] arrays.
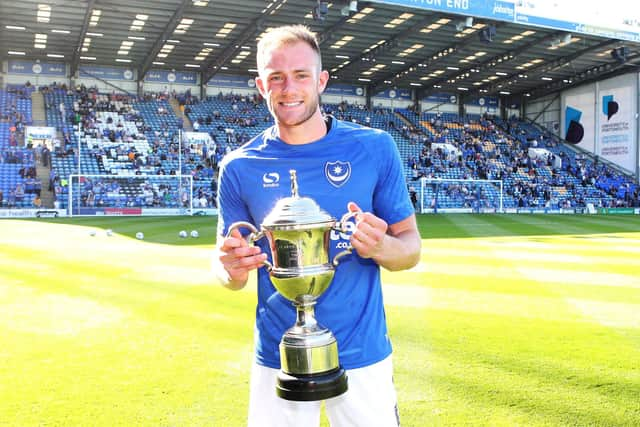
[[256, 25, 322, 71]]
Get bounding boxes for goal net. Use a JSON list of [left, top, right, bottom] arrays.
[[416, 178, 504, 213], [68, 174, 193, 216]]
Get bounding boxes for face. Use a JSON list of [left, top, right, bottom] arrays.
[[256, 41, 329, 130]]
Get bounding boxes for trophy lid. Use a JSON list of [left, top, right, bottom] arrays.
[[262, 170, 335, 228]]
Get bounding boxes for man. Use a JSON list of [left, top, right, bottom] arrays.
[[213, 25, 421, 427]]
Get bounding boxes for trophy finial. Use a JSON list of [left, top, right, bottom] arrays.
[[290, 169, 299, 198]]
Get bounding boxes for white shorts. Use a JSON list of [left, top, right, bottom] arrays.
[[247, 356, 400, 427]]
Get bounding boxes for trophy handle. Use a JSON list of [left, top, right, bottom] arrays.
[[225, 221, 272, 271], [332, 210, 361, 266]]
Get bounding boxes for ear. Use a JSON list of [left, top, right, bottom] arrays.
[[317, 70, 329, 94], [255, 76, 267, 98]]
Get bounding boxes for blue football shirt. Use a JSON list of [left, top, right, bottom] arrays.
[[217, 117, 414, 369]]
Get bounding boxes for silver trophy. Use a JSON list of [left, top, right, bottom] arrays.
[[226, 170, 357, 401]]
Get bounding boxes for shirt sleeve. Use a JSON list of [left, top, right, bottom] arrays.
[[371, 131, 414, 225], [216, 158, 250, 237]]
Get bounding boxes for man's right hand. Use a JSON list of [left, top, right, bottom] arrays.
[[216, 228, 268, 289]]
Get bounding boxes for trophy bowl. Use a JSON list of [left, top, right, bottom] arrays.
[[226, 170, 356, 401]]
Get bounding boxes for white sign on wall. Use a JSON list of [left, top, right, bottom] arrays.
[[25, 126, 57, 147], [597, 74, 638, 172], [561, 84, 596, 152]]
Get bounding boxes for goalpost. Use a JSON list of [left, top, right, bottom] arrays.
[[68, 174, 193, 217], [417, 177, 504, 213]]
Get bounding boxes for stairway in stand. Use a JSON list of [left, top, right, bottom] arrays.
[[35, 161, 55, 208], [31, 90, 46, 124], [169, 98, 193, 131], [31, 90, 55, 208]]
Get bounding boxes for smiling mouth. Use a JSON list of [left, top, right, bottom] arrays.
[[279, 101, 303, 107]]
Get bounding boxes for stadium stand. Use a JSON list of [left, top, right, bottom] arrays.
[[395, 108, 638, 210], [38, 86, 223, 209], [0, 86, 40, 208], [1, 83, 638, 212]]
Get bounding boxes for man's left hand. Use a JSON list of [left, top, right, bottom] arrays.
[[347, 202, 388, 259]]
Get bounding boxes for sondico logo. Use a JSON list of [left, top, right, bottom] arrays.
[[262, 172, 280, 188], [330, 220, 356, 249]]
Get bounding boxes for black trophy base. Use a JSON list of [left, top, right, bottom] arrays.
[[276, 367, 348, 401]]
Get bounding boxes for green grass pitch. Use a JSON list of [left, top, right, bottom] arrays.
[[1, 214, 639, 426]]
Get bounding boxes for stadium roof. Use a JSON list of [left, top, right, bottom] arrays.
[[2, 0, 639, 101]]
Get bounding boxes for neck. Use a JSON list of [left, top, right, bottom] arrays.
[[276, 109, 327, 145]]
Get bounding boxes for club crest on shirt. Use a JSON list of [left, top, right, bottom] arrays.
[[324, 161, 351, 188]]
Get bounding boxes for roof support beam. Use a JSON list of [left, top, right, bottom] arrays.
[[417, 31, 563, 99], [201, 24, 262, 85], [490, 38, 617, 98], [70, 0, 96, 77], [317, 14, 354, 46], [370, 22, 510, 96], [202, 0, 287, 84], [333, 16, 434, 80], [138, 0, 191, 82], [531, 92, 561, 123], [525, 53, 639, 101]]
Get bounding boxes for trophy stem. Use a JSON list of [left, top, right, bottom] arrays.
[[294, 299, 318, 330]]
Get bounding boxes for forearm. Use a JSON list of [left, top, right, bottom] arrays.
[[372, 230, 422, 271]]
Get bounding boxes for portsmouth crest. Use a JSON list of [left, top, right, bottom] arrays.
[[325, 161, 351, 188]]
